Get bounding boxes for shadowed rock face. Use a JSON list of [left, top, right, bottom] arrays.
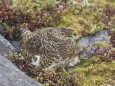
[[0, 54, 43, 86], [11, 41, 21, 53], [0, 34, 17, 55]]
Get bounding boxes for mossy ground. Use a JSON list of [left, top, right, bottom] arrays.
[[66, 57, 115, 86]]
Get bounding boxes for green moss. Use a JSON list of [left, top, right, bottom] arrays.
[[57, 4, 106, 39], [67, 57, 115, 86]]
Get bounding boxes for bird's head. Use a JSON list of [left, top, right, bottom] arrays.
[[60, 27, 76, 37]]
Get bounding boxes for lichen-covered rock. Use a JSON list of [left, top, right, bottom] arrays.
[[77, 30, 109, 47], [0, 34, 17, 55], [0, 54, 43, 86]]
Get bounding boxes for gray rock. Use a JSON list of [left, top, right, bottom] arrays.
[[11, 41, 21, 53], [0, 34, 17, 55], [0, 54, 43, 86], [79, 44, 99, 58], [77, 30, 109, 47], [77, 30, 110, 58]]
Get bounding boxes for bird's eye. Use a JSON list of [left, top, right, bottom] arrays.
[[62, 33, 65, 35]]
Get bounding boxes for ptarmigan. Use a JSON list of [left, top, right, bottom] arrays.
[[20, 27, 80, 70]]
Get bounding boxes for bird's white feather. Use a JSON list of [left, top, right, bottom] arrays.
[[31, 55, 41, 66]]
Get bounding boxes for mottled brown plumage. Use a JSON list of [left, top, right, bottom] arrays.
[[20, 27, 79, 70]]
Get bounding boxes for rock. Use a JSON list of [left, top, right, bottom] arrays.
[[77, 30, 109, 47], [79, 45, 95, 58], [11, 41, 21, 53], [0, 54, 43, 86], [0, 34, 17, 55], [77, 30, 110, 58]]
